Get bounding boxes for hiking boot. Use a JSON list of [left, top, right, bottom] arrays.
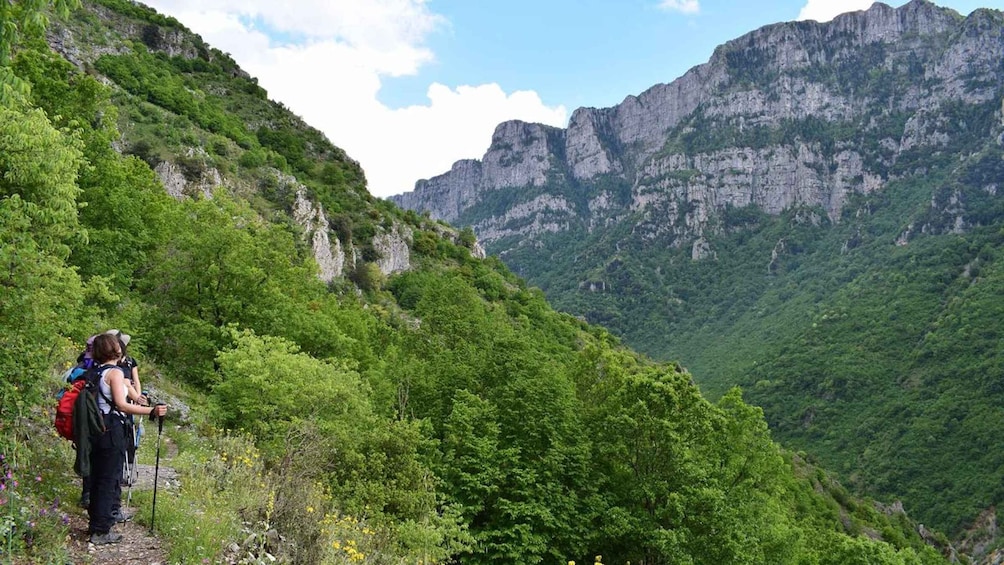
[[89, 532, 123, 545], [113, 509, 134, 523]]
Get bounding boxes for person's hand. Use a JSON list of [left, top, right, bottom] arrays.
[[149, 404, 168, 418], [136, 395, 150, 407]]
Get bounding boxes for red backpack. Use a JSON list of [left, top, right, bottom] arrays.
[[54, 364, 116, 442], [54, 366, 89, 441]]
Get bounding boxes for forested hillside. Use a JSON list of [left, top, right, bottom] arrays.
[[392, 0, 1004, 547], [0, 0, 978, 563]]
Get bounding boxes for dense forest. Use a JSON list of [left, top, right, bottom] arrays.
[[504, 173, 1004, 539], [497, 84, 1004, 541], [0, 1, 975, 563], [441, 3, 1004, 545]]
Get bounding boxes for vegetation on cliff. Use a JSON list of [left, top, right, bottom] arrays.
[[0, 1, 963, 563]]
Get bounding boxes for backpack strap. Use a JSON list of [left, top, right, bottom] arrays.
[[92, 363, 125, 416]]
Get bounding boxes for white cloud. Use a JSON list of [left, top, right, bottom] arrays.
[[796, 0, 875, 22], [140, 0, 567, 197], [658, 0, 700, 14]]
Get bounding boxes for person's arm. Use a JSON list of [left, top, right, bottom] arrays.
[[131, 366, 141, 396], [126, 379, 142, 403], [130, 365, 148, 406], [108, 368, 165, 417], [125, 366, 148, 405]]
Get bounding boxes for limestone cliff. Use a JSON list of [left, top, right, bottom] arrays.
[[293, 186, 345, 283], [391, 1, 1004, 258]]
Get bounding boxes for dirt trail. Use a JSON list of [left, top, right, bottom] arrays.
[[67, 438, 180, 564]]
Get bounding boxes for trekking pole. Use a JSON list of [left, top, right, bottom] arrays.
[[124, 458, 132, 507], [150, 405, 165, 534], [125, 425, 138, 508]]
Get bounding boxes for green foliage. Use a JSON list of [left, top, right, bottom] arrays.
[[212, 330, 370, 451], [140, 192, 332, 385], [0, 436, 74, 563], [94, 49, 256, 148], [89, 0, 183, 29], [212, 330, 465, 561], [0, 0, 79, 102], [15, 44, 175, 289], [0, 99, 87, 424], [257, 126, 310, 174], [0, 7, 956, 564], [349, 261, 385, 291], [458, 226, 478, 249]]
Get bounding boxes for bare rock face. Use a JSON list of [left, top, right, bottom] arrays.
[[954, 507, 1000, 565], [154, 158, 224, 200], [154, 161, 188, 199], [293, 188, 344, 283], [634, 144, 882, 229], [566, 108, 622, 180], [476, 194, 575, 243], [373, 222, 413, 276], [391, 1, 1004, 259], [394, 160, 483, 222], [481, 121, 561, 189], [393, 122, 564, 222]]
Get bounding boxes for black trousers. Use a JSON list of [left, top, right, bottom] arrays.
[[87, 413, 125, 535], [82, 417, 135, 509]]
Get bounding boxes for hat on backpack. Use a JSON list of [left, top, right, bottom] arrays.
[[105, 329, 131, 347]]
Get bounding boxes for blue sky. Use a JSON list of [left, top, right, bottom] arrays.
[[140, 0, 991, 198], [378, 1, 811, 111]]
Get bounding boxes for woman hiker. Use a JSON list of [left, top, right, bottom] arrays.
[[79, 330, 148, 514], [87, 333, 167, 545], [109, 329, 148, 523]]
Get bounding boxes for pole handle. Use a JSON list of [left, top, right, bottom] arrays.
[[155, 402, 166, 433]]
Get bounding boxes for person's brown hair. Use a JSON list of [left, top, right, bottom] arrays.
[[92, 333, 122, 364]]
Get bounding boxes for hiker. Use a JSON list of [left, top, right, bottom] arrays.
[[76, 334, 96, 370], [87, 333, 168, 546], [108, 329, 147, 522], [78, 331, 148, 510], [106, 329, 146, 405]]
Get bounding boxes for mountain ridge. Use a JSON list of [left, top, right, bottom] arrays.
[[390, 0, 1004, 543], [392, 0, 1001, 247], [0, 0, 994, 561]]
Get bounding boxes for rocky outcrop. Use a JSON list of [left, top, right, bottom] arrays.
[[566, 108, 622, 180], [49, 2, 206, 66], [633, 144, 883, 228], [477, 194, 576, 242], [154, 159, 224, 200], [393, 122, 565, 222], [373, 223, 412, 276], [293, 188, 344, 283], [394, 160, 483, 222], [956, 507, 1000, 565], [481, 121, 562, 189], [392, 1, 1004, 259]]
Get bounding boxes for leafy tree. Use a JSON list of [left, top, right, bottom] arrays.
[[212, 329, 370, 451], [141, 193, 319, 384], [0, 0, 79, 101], [15, 45, 174, 290], [0, 99, 86, 423]]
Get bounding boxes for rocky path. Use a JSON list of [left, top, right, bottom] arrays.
[[66, 440, 180, 564]]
